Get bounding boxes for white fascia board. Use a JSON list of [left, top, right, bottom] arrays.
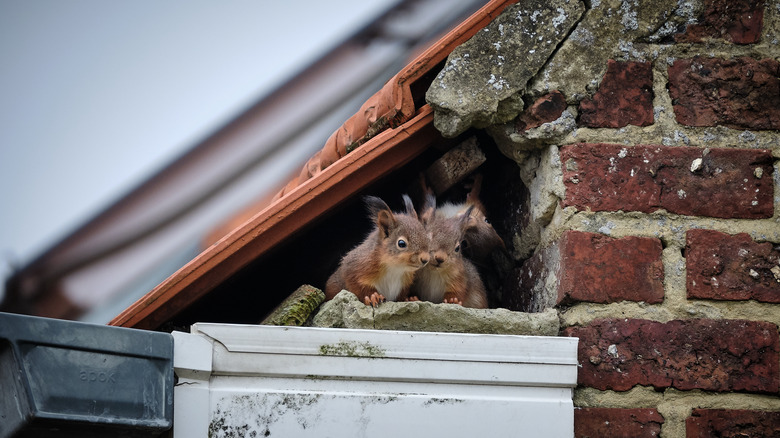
[[191, 324, 578, 388]]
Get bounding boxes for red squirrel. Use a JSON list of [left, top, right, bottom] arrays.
[[424, 173, 505, 267], [325, 195, 430, 306], [410, 194, 488, 308]]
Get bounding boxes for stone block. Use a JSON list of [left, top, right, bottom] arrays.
[[311, 290, 559, 336], [426, 0, 583, 137], [529, 0, 680, 98]]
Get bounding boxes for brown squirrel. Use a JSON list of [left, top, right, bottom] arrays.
[[424, 173, 505, 267], [325, 195, 430, 306], [410, 194, 488, 308]]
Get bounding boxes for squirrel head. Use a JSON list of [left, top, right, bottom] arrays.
[[460, 200, 505, 259], [364, 195, 430, 269], [422, 195, 473, 269], [460, 172, 505, 258]]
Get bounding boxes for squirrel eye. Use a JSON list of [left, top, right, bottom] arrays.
[[454, 242, 461, 253], [397, 239, 407, 249], [484, 217, 491, 224]]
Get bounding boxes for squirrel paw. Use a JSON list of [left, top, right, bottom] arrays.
[[364, 292, 386, 307], [404, 296, 420, 302], [443, 297, 463, 306]]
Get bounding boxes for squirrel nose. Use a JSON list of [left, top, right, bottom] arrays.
[[435, 254, 446, 265], [419, 254, 429, 266]]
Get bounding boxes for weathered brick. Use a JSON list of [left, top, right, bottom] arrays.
[[675, 0, 765, 44], [560, 143, 774, 218], [558, 232, 664, 305], [687, 409, 780, 437], [579, 60, 654, 128], [668, 57, 780, 130], [687, 230, 780, 303], [507, 231, 664, 312], [563, 318, 780, 393], [575, 408, 663, 438], [515, 91, 567, 131]]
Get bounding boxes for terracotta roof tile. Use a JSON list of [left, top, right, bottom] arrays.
[[271, 0, 519, 203]]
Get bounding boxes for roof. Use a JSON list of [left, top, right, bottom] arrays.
[[109, 0, 520, 330]]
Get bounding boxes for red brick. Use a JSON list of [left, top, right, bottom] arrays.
[[560, 143, 774, 218], [687, 409, 780, 437], [563, 318, 780, 393], [515, 91, 566, 131], [575, 408, 663, 438], [558, 231, 664, 304], [668, 57, 780, 130], [508, 231, 664, 311], [687, 230, 780, 303], [676, 0, 764, 44], [579, 60, 654, 128]]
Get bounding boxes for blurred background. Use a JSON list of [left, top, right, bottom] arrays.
[[0, 0, 487, 323]]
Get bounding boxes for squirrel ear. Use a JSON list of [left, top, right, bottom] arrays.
[[402, 194, 418, 220], [459, 205, 476, 234], [364, 196, 396, 237], [466, 173, 483, 203], [376, 210, 396, 237], [420, 192, 436, 226], [464, 207, 479, 231], [364, 196, 390, 216]]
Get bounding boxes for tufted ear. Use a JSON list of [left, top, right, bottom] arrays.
[[419, 192, 437, 226], [465, 173, 483, 204], [459, 205, 476, 236], [463, 206, 480, 231], [364, 196, 395, 237], [401, 194, 418, 220]]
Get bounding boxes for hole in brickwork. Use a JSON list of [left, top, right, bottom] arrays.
[[441, 131, 528, 308], [171, 130, 528, 326]]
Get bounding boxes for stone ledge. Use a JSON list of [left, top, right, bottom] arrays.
[[311, 291, 559, 336]]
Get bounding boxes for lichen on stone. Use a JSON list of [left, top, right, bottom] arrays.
[[529, 0, 683, 99], [311, 290, 560, 336], [426, 0, 585, 138]]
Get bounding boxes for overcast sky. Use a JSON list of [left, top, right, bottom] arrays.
[[0, 0, 397, 294]]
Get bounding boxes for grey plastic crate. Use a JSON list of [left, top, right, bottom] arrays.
[[0, 312, 173, 438]]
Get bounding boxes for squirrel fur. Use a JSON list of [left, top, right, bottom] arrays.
[[411, 193, 488, 308], [325, 195, 430, 306], [424, 173, 505, 267]]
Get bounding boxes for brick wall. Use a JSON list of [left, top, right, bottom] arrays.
[[489, 1, 780, 436], [424, 0, 780, 434]]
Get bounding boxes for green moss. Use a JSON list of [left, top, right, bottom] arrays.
[[261, 284, 325, 326], [319, 341, 387, 357]]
